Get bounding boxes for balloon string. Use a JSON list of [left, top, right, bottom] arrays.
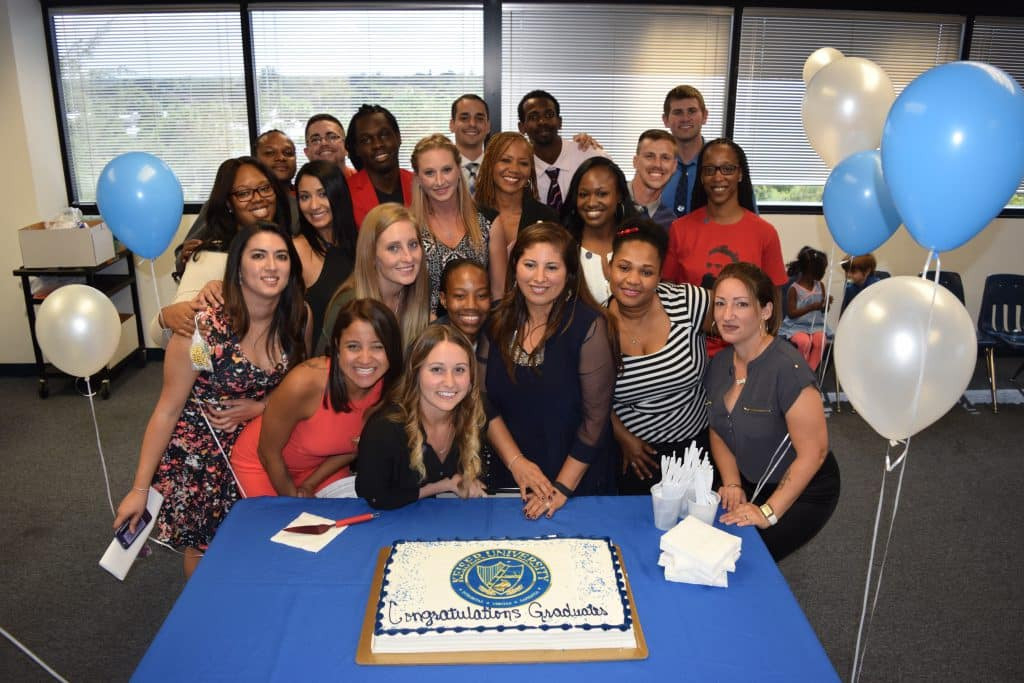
[[902, 249, 938, 455], [148, 259, 163, 315], [816, 242, 838, 389], [851, 441, 910, 682], [84, 377, 116, 517]]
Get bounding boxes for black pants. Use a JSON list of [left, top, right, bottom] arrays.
[[617, 429, 712, 495], [744, 452, 841, 562]]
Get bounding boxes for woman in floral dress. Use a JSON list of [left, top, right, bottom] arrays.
[[114, 222, 310, 577]]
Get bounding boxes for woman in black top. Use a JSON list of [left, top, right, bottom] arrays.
[[356, 324, 487, 509]]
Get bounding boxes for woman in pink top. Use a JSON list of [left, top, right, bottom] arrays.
[[231, 299, 402, 497]]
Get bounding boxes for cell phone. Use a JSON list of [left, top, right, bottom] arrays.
[[115, 509, 152, 549]]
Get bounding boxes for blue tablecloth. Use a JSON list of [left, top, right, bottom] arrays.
[[133, 496, 837, 681]]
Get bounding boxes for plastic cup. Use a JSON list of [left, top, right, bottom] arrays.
[[687, 490, 721, 526], [651, 482, 685, 530]]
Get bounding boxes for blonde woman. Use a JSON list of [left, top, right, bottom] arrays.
[[410, 133, 506, 312], [317, 203, 431, 353], [356, 324, 487, 509]]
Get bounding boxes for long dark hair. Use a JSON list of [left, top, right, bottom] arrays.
[[561, 157, 639, 244], [488, 222, 602, 379], [325, 299, 403, 413], [690, 138, 757, 213], [200, 156, 291, 255], [294, 160, 357, 260], [221, 221, 307, 368]]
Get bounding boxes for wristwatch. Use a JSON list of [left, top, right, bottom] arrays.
[[759, 503, 778, 526]]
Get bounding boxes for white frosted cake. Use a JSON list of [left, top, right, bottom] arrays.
[[371, 536, 635, 653]]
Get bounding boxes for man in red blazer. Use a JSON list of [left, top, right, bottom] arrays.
[[345, 104, 414, 229]]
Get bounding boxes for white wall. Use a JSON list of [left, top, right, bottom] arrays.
[[0, 0, 1020, 364]]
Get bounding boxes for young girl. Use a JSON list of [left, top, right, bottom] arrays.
[[355, 324, 487, 509], [438, 258, 491, 346], [778, 246, 832, 371]]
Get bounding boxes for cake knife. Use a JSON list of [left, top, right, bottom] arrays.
[[283, 512, 378, 534]]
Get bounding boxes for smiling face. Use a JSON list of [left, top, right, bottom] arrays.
[[449, 98, 490, 151], [296, 174, 332, 231], [700, 144, 742, 209], [415, 148, 461, 205], [439, 264, 491, 340], [355, 113, 401, 175], [239, 230, 290, 299], [229, 164, 277, 228], [576, 166, 620, 233], [417, 340, 471, 419], [713, 276, 771, 346], [256, 132, 297, 185], [337, 319, 389, 395], [610, 240, 661, 310], [515, 241, 568, 312], [492, 138, 533, 196], [518, 97, 561, 147], [304, 119, 347, 168], [662, 96, 707, 145], [375, 219, 422, 289], [633, 138, 677, 192]]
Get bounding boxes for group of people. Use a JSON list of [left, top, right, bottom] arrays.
[[114, 84, 841, 577]]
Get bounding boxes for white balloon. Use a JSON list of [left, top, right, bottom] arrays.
[[834, 276, 976, 441], [35, 284, 122, 378], [802, 57, 895, 168], [803, 47, 845, 85]]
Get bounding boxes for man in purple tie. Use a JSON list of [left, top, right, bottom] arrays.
[[517, 90, 605, 213]]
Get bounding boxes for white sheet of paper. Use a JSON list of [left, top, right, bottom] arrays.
[[270, 512, 346, 553], [99, 487, 164, 581], [314, 475, 356, 499]]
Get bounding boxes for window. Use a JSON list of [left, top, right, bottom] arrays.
[[50, 8, 247, 204], [970, 16, 1024, 206], [734, 9, 963, 205], [250, 5, 484, 170], [501, 3, 733, 175]]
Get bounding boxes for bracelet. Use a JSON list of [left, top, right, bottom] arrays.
[[723, 483, 742, 489], [553, 481, 574, 499], [133, 486, 148, 494], [507, 454, 523, 470]]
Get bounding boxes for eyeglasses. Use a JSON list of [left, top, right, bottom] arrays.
[[700, 164, 739, 177], [231, 183, 275, 202], [308, 132, 342, 145]]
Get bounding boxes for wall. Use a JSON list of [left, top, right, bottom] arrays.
[[1, 0, 1020, 364]]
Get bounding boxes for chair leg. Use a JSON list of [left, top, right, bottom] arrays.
[[986, 348, 998, 414], [834, 371, 841, 413]]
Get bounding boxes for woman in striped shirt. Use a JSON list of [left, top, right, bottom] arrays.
[[606, 219, 712, 494]]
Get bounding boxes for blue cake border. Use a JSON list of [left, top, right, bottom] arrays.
[[374, 535, 632, 637]]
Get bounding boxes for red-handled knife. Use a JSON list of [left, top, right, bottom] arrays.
[[283, 512, 378, 534]]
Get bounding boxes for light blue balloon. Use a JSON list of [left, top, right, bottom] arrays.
[[96, 152, 184, 259], [823, 150, 901, 255], [881, 61, 1024, 252]]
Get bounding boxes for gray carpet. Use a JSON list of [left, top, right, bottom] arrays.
[[1, 356, 1022, 682]]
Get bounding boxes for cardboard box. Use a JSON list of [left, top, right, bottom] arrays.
[[18, 219, 116, 268]]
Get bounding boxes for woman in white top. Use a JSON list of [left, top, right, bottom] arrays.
[[562, 157, 640, 304]]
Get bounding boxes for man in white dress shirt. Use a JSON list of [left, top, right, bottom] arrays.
[[449, 94, 490, 195], [517, 90, 605, 214]]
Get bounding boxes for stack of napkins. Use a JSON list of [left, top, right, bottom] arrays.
[[659, 516, 742, 587]]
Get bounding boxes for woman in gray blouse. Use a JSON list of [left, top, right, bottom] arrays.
[[704, 262, 840, 561]]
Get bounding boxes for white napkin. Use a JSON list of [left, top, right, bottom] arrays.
[[270, 512, 347, 553], [659, 516, 742, 587], [314, 475, 357, 498], [99, 487, 164, 581]]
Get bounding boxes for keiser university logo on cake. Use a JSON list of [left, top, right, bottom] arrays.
[[450, 549, 551, 607]]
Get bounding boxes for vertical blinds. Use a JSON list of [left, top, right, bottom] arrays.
[[501, 3, 733, 176], [250, 5, 484, 170], [970, 17, 1024, 203], [734, 9, 963, 202], [51, 8, 246, 203]]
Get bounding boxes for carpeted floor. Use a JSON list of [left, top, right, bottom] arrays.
[[1, 355, 1022, 682]]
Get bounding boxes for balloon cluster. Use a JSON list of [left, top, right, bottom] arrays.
[[803, 51, 1024, 440]]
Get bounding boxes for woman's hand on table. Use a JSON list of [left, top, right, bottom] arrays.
[[204, 398, 265, 432], [462, 477, 486, 499], [522, 489, 566, 520], [509, 456, 554, 502], [718, 484, 747, 512], [294, 484, 313, 498], [617, 431, 659, 480], [720, 502, 769, 529]]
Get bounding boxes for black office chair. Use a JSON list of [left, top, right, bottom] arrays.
[[977, 274, 1024, 413]]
